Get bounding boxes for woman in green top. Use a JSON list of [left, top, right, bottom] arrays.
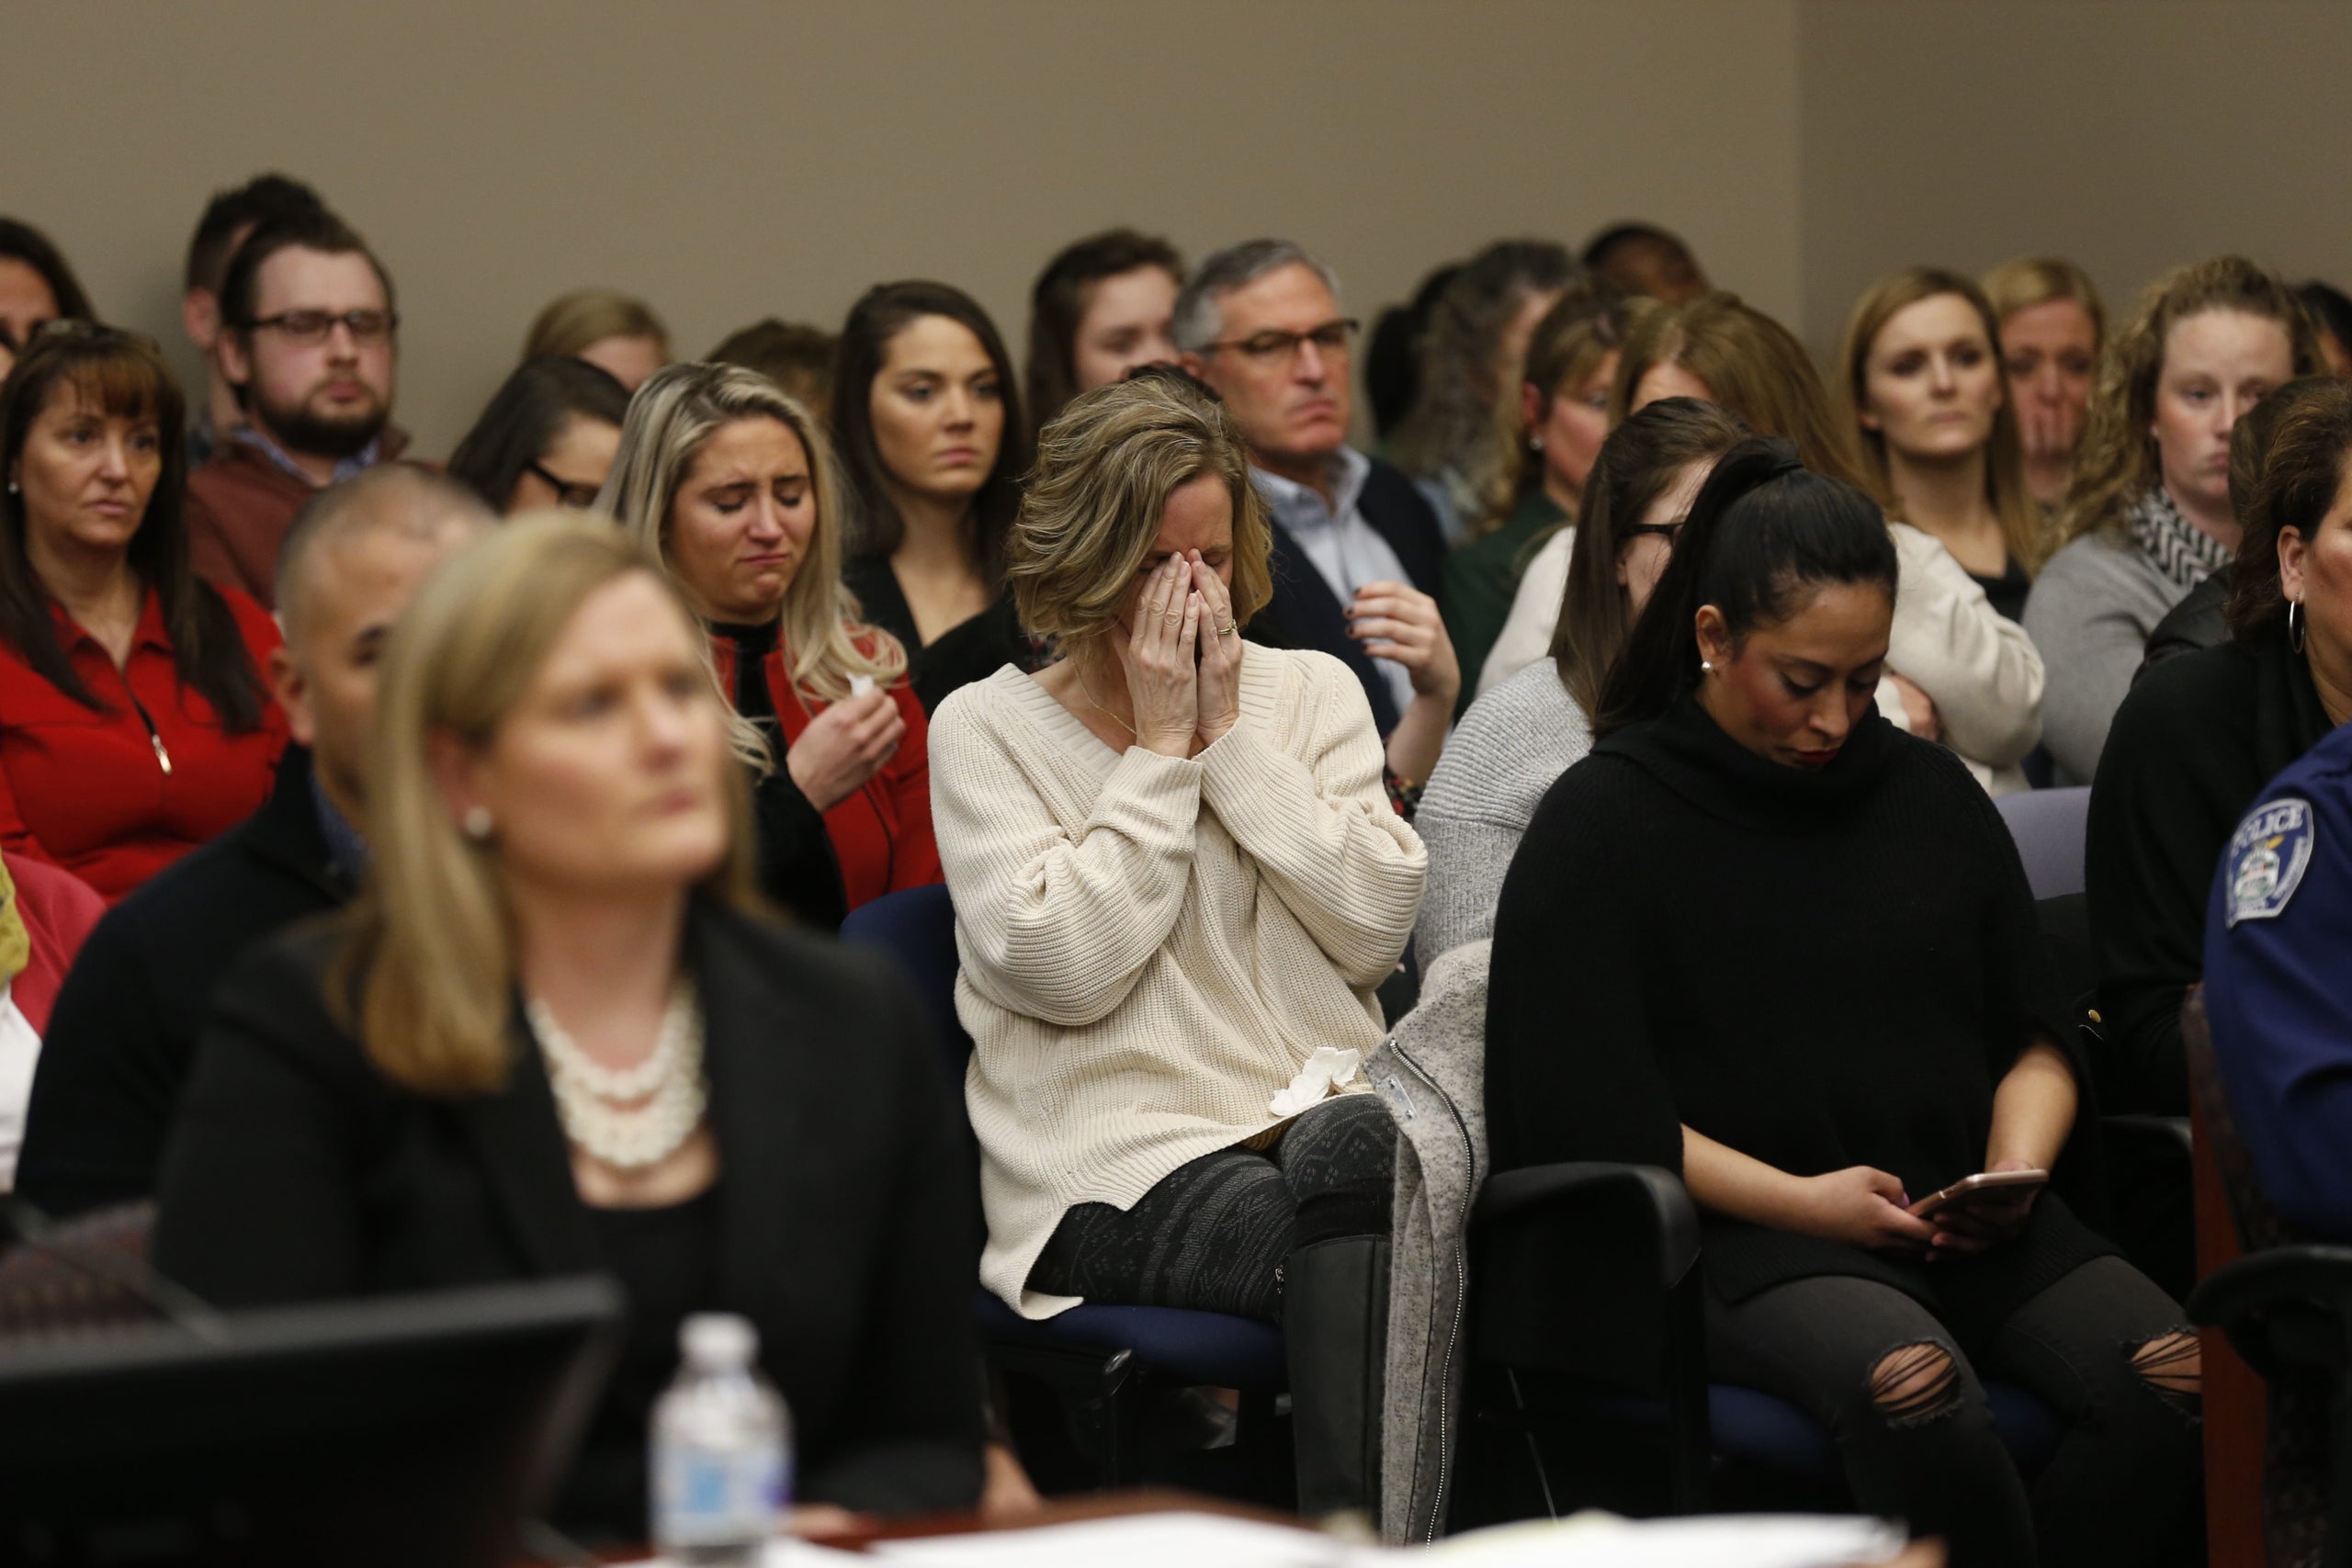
[[1444, 283, 1634, 705]]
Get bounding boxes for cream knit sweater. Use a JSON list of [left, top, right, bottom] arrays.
[[930, 647, 1427, 1317]]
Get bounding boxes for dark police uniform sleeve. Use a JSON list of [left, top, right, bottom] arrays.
[[2204, 728, 2352, 1238]]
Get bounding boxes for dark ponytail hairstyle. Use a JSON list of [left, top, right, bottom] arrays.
[[1595, 436, 1896, 738]]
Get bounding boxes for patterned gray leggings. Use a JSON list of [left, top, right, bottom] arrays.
[[1026, 1093, 1396, 1325]]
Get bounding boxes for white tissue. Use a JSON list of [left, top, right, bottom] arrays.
[[849, 674, 876, 697], [1269, 1047, 1363, 1118]]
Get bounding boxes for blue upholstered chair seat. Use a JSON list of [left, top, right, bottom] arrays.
[[976, 1289, 1288, 1393]]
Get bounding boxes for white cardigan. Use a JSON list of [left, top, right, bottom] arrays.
[[929, 649, 1427, 1317], [1475, 521, 2042, 794]]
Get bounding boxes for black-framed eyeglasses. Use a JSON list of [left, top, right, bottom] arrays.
[[1624, 521, 1684, 545], [243, 309, 399, 345], [1201, 318, 1361, 365], [526, 459, 603, 510]]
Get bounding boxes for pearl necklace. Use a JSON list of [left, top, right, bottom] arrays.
[[526, 981, 707, 1170]]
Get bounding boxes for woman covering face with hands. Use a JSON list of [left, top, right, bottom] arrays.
[[930, 369, 1424, 1521], [603, 363, 938, 927]]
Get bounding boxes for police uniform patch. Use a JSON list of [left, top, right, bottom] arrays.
[[2226, 796, 2316, 927]]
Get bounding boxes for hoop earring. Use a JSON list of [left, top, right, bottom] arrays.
[[2290, 598, 2307, 653]]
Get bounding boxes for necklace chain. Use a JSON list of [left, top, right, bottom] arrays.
[[527, 980, 707, 1170], [1074, 668, 1136, 737]]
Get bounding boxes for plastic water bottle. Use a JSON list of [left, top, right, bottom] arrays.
[[651, 1313, 791, 1565]]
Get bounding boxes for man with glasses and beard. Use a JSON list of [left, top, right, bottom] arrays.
[[186, 209, 409, 608]]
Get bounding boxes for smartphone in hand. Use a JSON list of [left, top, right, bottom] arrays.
[[1906, 1168, 2047, 1219]]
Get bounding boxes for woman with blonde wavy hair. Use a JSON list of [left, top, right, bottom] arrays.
[[1837, 267, 2047, 621], [1981, 257, 2105, 511], [931, 367, 1424, 1519], [2023, 254, 2323, 784], [153, 513, 987, 1538], [603, 362, 937, 926]]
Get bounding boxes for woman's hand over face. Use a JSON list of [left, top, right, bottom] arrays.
[[1119, 555, 1202, 757], [1191, 550, 1243, 747]]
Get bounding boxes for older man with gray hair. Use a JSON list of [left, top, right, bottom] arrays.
[[17, 468, 491, 1216], [1176, 240, 1457, 792]]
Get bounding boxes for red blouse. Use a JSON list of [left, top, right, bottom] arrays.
[[0, 587, 288, 903], [709, 632, 942, 911]]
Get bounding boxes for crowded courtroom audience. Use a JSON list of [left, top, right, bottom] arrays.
[[1176, 240, 1458, 790], [523, 288, 672, 393], [185, 209, 410, 607], [1981, 256, 2105, 514], [1417, 397, 1746, 964], [2025, 254, 2324, 784], [27, 148, 2352, 1558], [447, 355, 631, 514], [0, 325, 285, 903], [932, 369, 1424, 1517], [1838, 267, 2047, 623], [16, 467, 488, 1215], [1386, 239, 1577, 546], [152, 515, 986, 1539], [605, 362, 938, 928], [1023, 228, 1185, 428], [2086, 376, 2352, 1116], [833, 281, 1037, 716], [1440, 281, 1633, 703], [176, 173, 329, 469], [1487, 441, 2198, 1568]]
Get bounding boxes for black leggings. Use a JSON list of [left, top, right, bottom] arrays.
[[1027, 1094, 1396, 1325], [1704, 1256, 2200, 1568]]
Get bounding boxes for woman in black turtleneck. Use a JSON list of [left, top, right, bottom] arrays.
[[1486, 441, 2198, 1568]]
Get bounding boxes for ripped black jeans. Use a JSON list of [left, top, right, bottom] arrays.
[[1705, 1256, 2199, 1568]]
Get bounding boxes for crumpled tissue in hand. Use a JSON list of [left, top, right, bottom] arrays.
[[1268, 1046, 1362, 1119]]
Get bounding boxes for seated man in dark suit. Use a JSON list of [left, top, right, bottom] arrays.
[[16, 467, 489, 1216], [1177, 239, 1459, 792]]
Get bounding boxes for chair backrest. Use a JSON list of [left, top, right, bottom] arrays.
[[0, 1201, 163, 1341], [839, 885, 972, 1088], [1995, 785, 2091, 901]]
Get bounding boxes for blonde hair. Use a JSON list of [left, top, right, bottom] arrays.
[[1981, 256, 2106, 347], [523, 288, 670, 362], [343, 513, 758, 1096], [1835, 266, 2048, 571], [1608, 291, 1872, 493], [2061, 254, 2324, 546], [1008, 371, 1274, 649], [601, 362, 904, 706]]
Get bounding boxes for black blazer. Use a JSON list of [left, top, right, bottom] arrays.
[[1246, 456, 1447, 736], [153, 896, 986, 1520], [18, 746, 349, 1218]]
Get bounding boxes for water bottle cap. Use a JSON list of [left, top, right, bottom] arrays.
[[681, 1312, 758, 1368]]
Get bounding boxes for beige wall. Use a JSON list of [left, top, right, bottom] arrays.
[[1798, 0, 2352, 358], [0, 0, 1802, 457]]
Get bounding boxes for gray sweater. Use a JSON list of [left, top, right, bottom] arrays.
[[2022, 530, 2188, 785], [1413, 660, 1593, 966]]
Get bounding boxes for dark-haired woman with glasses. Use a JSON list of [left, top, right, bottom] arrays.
[[447, 356, 631, 514], [832, 282, 1039, 715], [0, 326, 284, 902]]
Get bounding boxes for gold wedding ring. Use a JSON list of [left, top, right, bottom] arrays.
[[1216, 620, 1238, 636]]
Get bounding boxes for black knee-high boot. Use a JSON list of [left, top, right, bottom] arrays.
[[1283, 1234, 1390, 1519]]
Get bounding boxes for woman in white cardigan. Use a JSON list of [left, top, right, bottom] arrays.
[[929, 368, 1425, 1517]]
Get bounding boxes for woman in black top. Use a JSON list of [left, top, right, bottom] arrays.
[[833, 282, 1037, 714], [1487, 442, 2197, 1568], [2089, 376, 2351, 1113], [153, 517, 984, 1540]]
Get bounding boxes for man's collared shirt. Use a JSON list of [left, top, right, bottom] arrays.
[[1250, 448, 1417, 721], [231, 423, 382, 488]]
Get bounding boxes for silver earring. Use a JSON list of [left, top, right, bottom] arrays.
[[2290, 598, 2307, 653], [1700, 660, 1714, 673], [462, 806, 493, 840], [1528, 434, 1544, 452]]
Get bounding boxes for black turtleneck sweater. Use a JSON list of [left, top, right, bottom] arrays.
[[2087, 625, 2335, 1114], [1487, 698, 2111, 1341]]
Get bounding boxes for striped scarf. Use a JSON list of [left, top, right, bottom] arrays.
[[2128, 486, 2233, 592]]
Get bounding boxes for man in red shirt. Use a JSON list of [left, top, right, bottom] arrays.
[[186, 209, 410, 609]]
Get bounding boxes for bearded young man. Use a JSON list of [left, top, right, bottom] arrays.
[[186, 209, 408, 608]]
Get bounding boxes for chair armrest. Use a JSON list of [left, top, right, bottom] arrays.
[[1473, 1162, 1698, 1291], [2188, 1244, 2352, 1326]]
